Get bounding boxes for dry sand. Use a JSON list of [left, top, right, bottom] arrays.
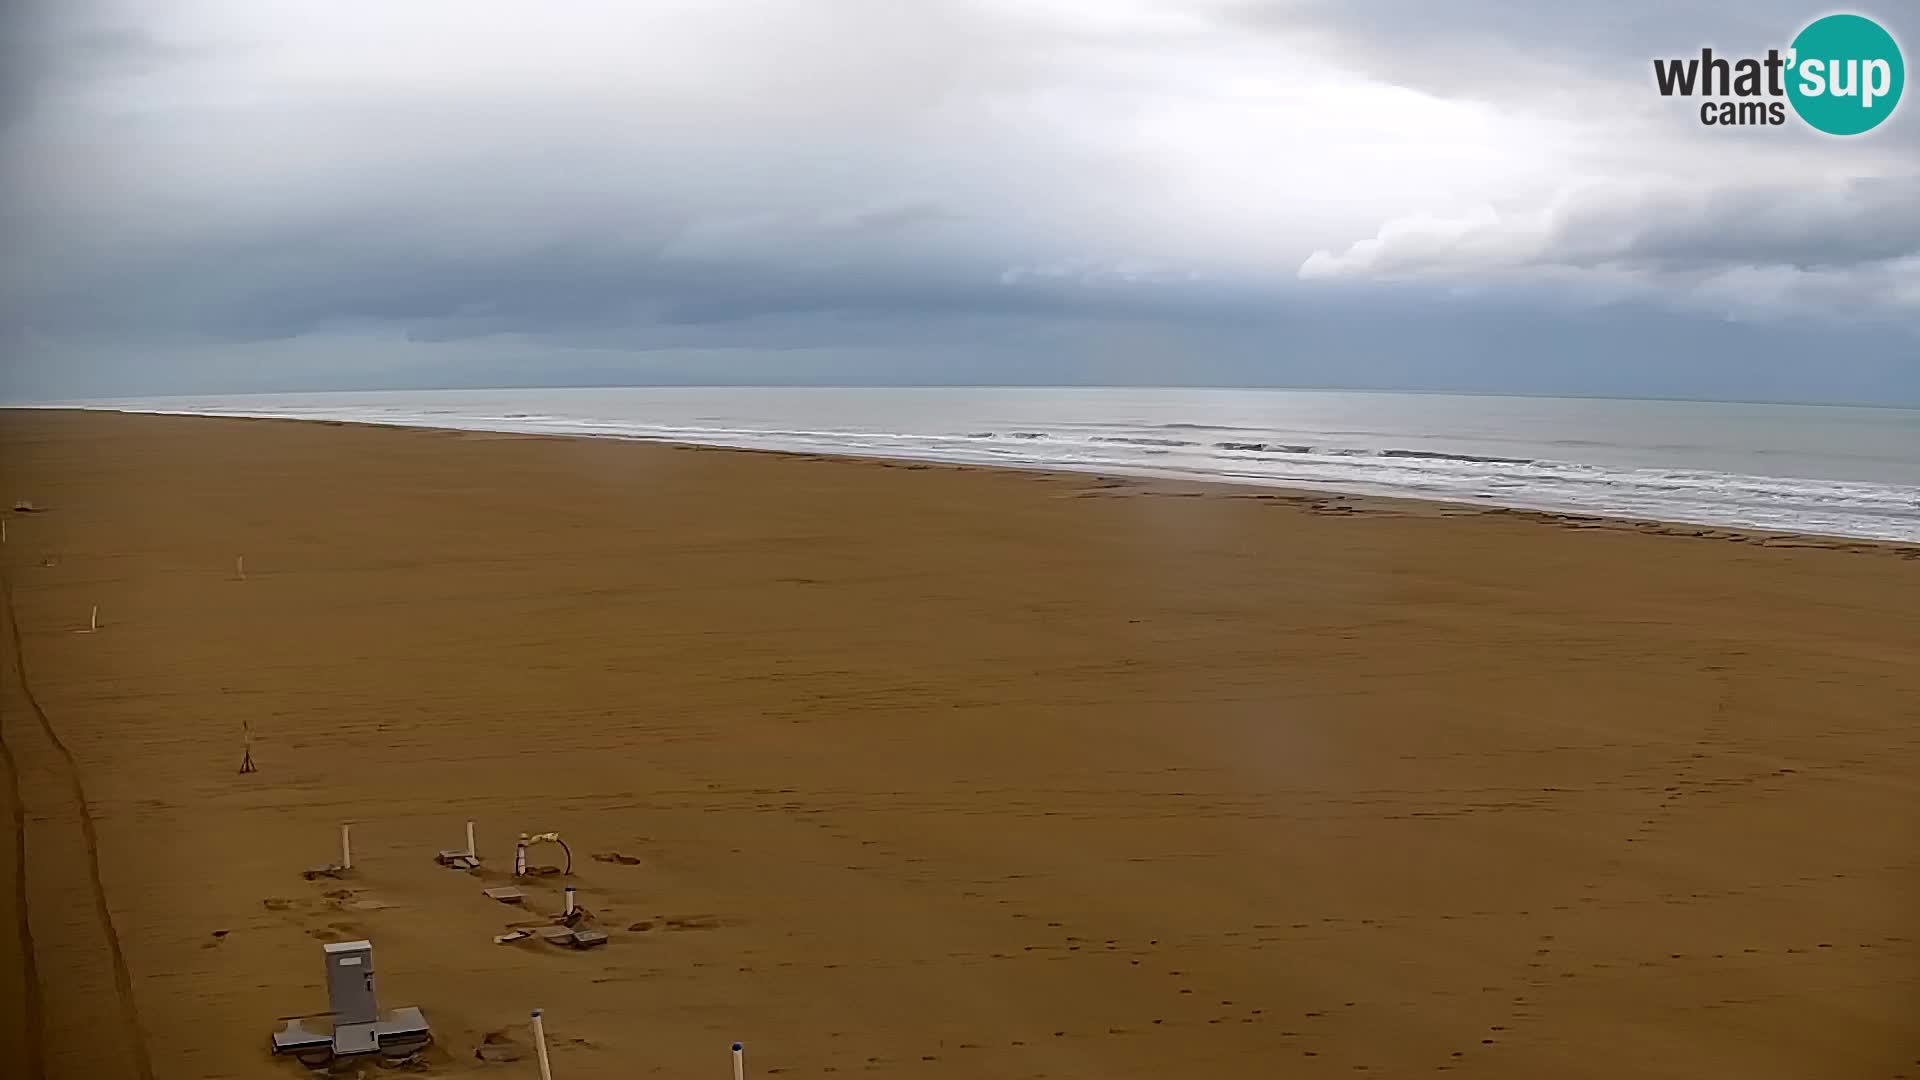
[[0, 407, 1916, 1080]]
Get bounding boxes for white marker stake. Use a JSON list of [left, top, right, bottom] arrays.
[[465, 820, 476, 858], [340, 823, 353, 870], [236, 555, 245, 581], [564, 886, 576, 917], [733, 1041, 745, 1080], [514, 835, 528, 877], [531, 1010, 554, 1080], [89, 605, 98, 632]]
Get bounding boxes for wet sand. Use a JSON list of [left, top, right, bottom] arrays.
[[1, 407, 1916, 1080]]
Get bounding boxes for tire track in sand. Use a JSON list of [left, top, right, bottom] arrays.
[[0, 616, 46, 1079], [0, 568, 153, 1080]]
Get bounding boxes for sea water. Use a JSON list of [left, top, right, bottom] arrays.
[[47, 387, 1920, 543]]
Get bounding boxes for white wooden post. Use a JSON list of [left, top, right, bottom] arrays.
[[531, 1009, 554, 1080]]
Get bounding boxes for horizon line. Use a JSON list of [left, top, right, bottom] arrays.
[[8, 383, 1919, 413]]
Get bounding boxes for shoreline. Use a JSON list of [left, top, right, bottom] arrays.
[[13, 405, 1919, 555]]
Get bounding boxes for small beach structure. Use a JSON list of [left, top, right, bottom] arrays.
[[269, 939, 431, 1065], [436, 819, 480, 869], [515, 830, 573, 876], [535, 925, 608, 949], [302, 823, 353, 880]]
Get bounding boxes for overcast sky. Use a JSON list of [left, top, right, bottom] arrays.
[[2, 1, 1916, 403]]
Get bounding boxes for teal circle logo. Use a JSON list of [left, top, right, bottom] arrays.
[[1787, 14, 1904, 135]]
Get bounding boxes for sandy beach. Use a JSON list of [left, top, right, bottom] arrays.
[[1, 406, 1916, 1080]]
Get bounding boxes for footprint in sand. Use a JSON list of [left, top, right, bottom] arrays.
[[663, 914, 729, 931], [474, 1030, 525, 1063]]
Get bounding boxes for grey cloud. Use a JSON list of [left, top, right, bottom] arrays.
[[1300, 177, 1920, 319], [1206, 0, 1920, 173], [0, 1, 58, 131], [4, 0, 1919, 405], [1210, 0, 1837, 98], [8, 198, 1258, 352], [1554, 178, 1920, 271], [62, 26, 202, 77], [11, 282, 1915, 407], [0, 1, 1188, 355], [819, 200, 964, 233], [0, 2, 204, 135], [1251, 0, 1920, 322]]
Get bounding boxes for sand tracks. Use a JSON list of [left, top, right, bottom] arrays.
[[0, 569, 153, 1080]]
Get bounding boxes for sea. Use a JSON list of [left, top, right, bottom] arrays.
[[43, 387, 1920, 543]]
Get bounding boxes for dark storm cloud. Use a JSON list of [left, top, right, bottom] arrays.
[[11, 214, 1270, 349], [13, 280, 1913, 407], [2, 0, 1918, 404]]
